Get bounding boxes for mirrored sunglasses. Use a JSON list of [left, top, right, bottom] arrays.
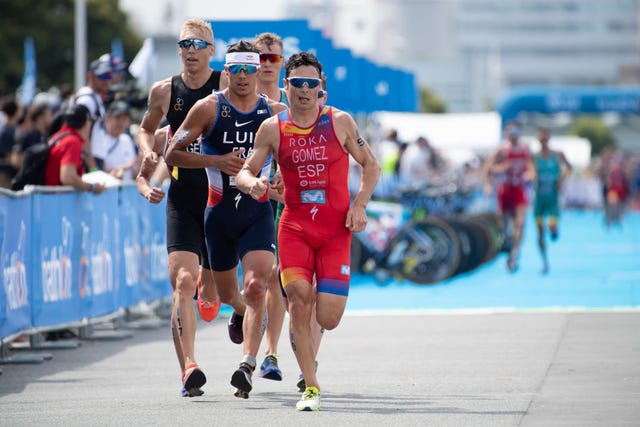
[[97, 72, 114, 81], [177, 39, 212, 50], [260, 53, 284, 64], [227, 64, 259, 75], [287, 77, 322, 89]]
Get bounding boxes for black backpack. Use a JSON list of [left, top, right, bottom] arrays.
[[10, 132, 70, 191]]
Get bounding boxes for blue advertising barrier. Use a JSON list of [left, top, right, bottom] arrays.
[[136, 190, 171, 302], [0, 184, 170, 342], [30, 191, 84, 327], [0, 194, 32, 337], [497, 85, 640, 125]]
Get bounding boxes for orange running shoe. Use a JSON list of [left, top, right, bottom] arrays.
[[197, 296, 220, 322], [196, 272, 220, 322], [182, 363, 206, 397]]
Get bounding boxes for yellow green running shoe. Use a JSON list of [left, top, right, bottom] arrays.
[[296, 386, 320, 411]]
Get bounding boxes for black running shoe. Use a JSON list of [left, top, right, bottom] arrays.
[[231, 362, 253, 395], [228, 312, 244, 344]]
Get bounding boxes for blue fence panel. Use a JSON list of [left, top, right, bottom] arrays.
[[30, 191, 84, 328], [83, 189, 120, 318], [0, 194, 32, 337], [0, 183, 171, 341], [117, 186, 143, 309], [135, 190, 170, 302]]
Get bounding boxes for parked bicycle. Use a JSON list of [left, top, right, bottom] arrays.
[[351, 184, 503, 285]]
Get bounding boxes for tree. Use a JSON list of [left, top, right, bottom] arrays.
[[568, 116, 617, 156], [0, 0, 142, 96], [419, 86, 447, 113]]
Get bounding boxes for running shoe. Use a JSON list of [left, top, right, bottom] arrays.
[[507, 254, 518, 273], [550, 230, 559, 241], [296, 360, 318, 392], [231, 362, 253, 397], [181, 386, 204, 397], [296, 386, 320, 411], [227, 312, 244, 344], [296, 374, 306, 393], [182, 363, 206, 397], [258, 354, 282, 381], [197, 296, 220, 322]]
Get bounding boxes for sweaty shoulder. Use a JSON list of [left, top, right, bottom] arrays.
[[148, 77, 172, 109], [188, 93, 218, 126], [194, 92, 218, 110], [331, 107, 354, 127], [331, 107, 357, 142]]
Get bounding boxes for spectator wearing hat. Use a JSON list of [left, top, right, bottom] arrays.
[[99, 53, 128, 86], [92, 100, 139, 181], [43, 104, 105, 194], [99, 53, 129, 107], [74, 55, 115, 171]]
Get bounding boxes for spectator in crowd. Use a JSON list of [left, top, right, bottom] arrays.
[[0, 97, 6, 131], [43, 104, 105, 194], [0, 97, 22, 152], [99, 53, 129, 106], [375, 128, 403, 176], [0, 97, 23, 186], [92, 100, 139, 181], [398, 135, 434, 185], [10, 102, 53, 171], [74, 55, 115, 171]]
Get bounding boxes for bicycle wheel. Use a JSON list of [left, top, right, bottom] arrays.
[[445, 217, 489, 275], [472, 213, 504, 261], [388, 216, 461, 285], [463, 215, 497, 265]]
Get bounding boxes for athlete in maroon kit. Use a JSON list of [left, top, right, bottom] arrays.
[[236, 52, 380, 411], [483, 121, 535, 272]]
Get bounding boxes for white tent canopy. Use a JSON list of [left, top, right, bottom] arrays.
[[371, 111, 591, 169], [372, 111, 502, 154]]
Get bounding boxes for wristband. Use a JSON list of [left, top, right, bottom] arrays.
[[89, 167, 99, 172]]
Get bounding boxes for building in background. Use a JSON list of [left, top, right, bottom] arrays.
[[287, 0, 639, 113], [122, 0, 639, 113]]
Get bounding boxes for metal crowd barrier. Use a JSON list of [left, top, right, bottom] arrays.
[[0, 183, 170, 364]]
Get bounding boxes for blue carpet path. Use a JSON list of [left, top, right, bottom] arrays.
[[347, 210, 640, 313]]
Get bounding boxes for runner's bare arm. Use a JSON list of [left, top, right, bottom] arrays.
[[236, 116, 280, 200], [482, 149, 501, 194], [558, 150, 573, 188], [136, 126, 168, 203], [164, 96, 246, 176], [336, 110, 381, 232], [138, 78, 171, 157]]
